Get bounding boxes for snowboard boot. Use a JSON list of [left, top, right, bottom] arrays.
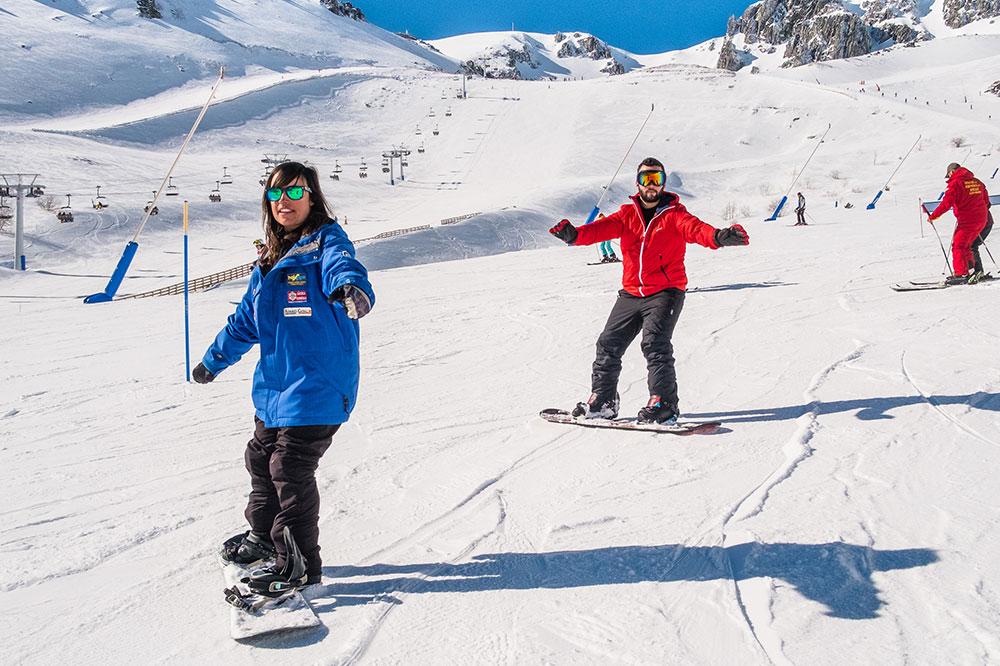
[[221, 531, 276, 566], [636, 395, 678, 425], [245, 527, 309, 597], [571, 393, 620, 419]]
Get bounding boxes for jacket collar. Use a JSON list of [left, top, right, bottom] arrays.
[[630, 191, 679, 219]]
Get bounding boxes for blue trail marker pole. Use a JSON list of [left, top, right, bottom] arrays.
[[183, 201, 191, 382]]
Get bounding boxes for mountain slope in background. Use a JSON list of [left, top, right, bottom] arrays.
[[430, 31, 641, 80], [0, 0, 456, 120], [717, 0, 1000, 71]]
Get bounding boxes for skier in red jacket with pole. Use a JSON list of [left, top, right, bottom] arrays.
[[549, 157, 749, 424], [927, 163, 989, 284]]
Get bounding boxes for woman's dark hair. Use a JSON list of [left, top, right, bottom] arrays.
[[637, 156, 665, 172], [259, 162, 332, 268]]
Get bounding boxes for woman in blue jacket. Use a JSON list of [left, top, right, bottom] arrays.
[[193, 161, 374, 595]]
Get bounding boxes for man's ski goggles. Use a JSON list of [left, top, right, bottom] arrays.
[[637, 171, 666, 187], [265, 185, 313, 202]]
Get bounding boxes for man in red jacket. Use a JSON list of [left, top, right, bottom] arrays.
[[549, 157, 749, 424], [927, 163, 989, 284]]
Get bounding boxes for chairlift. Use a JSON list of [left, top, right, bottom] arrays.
[[166, 176, 179, 196], [220, 166, 233, 185], [432, 124, 440, 136], [429, 107, 436, 117], [144, 191, 159, 216], [209, 181, 222, 203], [330, 161, 342, 181], [418, 143, 426, 154], [92, 185, 109, 210], [359, 159, 368, 179], [415, 125, 422, 136], [0, 197, 12, 221], [445, 107, 452, 117], [56, 194, 74, 223]]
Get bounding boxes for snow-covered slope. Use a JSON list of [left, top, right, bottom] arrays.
[[2, 5, 1000, 664], [0, 0, 456, 120], [430, 30, 641, 80]]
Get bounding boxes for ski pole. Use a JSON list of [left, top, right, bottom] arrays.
[[980, 236, 997, 269], [584, 103, 655, 224], [927, 217, 952, 275]]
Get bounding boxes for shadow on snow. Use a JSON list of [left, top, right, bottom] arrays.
[[687, 392, 1000, 423], [320, 541, 937, 620]]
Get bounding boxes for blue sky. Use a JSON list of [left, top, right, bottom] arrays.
[[350, 1, 751, 55]]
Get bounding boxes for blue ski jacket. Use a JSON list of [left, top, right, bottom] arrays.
[[201, 220, 374, 427]]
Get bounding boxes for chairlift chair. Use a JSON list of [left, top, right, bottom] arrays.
[[415, 125, 422, 136], [209, 181, 222, 203], [92, 185, 108, 210], [418, 143, 426, 154], [220, 166, 233, 185], [432, 124, 440, 136], [429, 107, 435, 117], [0, 198, 12, 221], [166, 176, 179, 196], [359, 158, 368, 179], [445, 107, 452, 117], [56, 194, 74, 223]]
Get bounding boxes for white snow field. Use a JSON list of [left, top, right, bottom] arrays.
[[2, 1, 1000, 663]]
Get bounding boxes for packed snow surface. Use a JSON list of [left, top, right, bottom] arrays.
[[1, 2, 1000, 662]]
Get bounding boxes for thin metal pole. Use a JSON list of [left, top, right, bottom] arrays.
[[585, 103, 656, 222], [927, 218, 952, 275], [132, 68, 225, 243], [183, 201, 191, 382]]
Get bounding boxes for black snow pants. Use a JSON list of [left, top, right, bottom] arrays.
[[245, 417, 339, 579], [972, 211, 993, 274], [591, 288, 685, 411]]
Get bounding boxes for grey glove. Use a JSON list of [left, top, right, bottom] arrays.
[[192, 362, 215, 384], [331, 284, 372, 319]]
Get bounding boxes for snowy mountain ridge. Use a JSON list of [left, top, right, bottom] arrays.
[[718, 0, 1000, 71], [429, 31, 642, 81], [0, 0, 456, 120]]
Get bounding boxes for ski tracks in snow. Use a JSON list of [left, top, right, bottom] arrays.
[[715, 343, 870, 665], [324, 426, 584, 664]]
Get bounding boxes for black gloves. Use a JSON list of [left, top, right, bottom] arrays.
[[715, 224, 750, 247], [331, 284, 372, 320], [549, 219, 578, 245], [192, 362, 215, 384]]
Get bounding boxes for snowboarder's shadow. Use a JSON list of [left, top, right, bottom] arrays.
[[686, 391, 1000, 423], [321, 541, 936, 620], [687, 281, 795, 293]]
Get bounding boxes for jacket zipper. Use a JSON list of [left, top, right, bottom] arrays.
[[633, 199, 671, 297]]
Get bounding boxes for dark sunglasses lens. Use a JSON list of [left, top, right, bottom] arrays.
[[286, 186, 305, 200], [265, 187, 282, 202]]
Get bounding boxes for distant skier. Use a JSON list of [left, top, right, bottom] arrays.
[[549, 157, 749, 424], [927, 163, 989, 284], [594, 213, 619, 263], [193, 162, 374, 595], [794, 192, 807, 226]]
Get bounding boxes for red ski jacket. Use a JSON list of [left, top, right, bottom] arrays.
[[929, 167, 989, 227], [574, 193, 720, 296]]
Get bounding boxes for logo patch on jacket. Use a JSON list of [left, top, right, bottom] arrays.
[[287, 273, 306, 286], [287, 290, 308, 304], [283, 307, 312, 317]]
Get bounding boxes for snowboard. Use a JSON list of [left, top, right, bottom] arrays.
[[220, 528, 321, 640], [539, 408, 721, 435]]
